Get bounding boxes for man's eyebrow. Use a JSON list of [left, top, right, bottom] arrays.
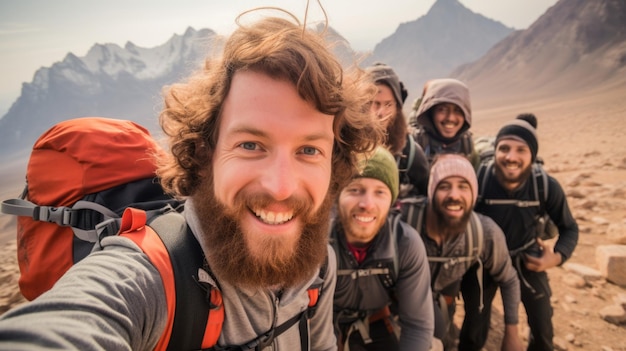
[[229, 125, 334, 143]]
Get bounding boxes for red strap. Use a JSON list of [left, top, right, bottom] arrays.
[[120, 207, 147, 232], [119, 208, 175, 351], [201, 289, 225, 348], [307, 287, 320, 308]]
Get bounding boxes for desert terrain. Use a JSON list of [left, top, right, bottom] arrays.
[[0, 84, 625, 350]]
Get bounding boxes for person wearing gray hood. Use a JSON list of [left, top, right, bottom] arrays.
[[409, 78, 480, 169]]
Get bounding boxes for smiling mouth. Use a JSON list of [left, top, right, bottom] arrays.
[[254, 208, 294, 225], [445, 204, 462, 211], [355, 215, 375, 223]]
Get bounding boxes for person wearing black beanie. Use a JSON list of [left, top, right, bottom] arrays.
[[495, 119, 539, 163], [459, 117, 579, 351]]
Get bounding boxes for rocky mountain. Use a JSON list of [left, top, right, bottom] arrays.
[[0, 27, 217, 154], [451, 0, 626, 104], [362, 0, 514, 101]]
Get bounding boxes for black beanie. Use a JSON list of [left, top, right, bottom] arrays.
[[495, 119, 538, 161]]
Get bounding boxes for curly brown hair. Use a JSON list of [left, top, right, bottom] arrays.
[[157, 14, 384, 198]]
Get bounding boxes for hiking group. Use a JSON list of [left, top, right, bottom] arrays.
[[0, 6, 578, 351]]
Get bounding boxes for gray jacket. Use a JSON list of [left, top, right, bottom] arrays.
[[0, 204, 337, 351], [420, 210, 521, 325], [331, 213, 434, 351]]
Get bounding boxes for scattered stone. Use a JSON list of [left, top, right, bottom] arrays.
[[592, 217, 611, 225], [596, 245, 626, 286], [599, 304, 626, 325], [567, 189, 586, 199], [563, 262, 603, 282], [611, 187, 626, 198], [561, 273, 587, 288], [590, 287, 605, 299], [601, 346, 614, 351], [578, 225, 593, 234], [564, 294, 577, 304], [581, 180, 603, 187], [579, 200, 597, 210], [553, 336, 569, 351], [606, 223, 626, 244], [565, 333, 575, 342], [614, 293, 626, 310]]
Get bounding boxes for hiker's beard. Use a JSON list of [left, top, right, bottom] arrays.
[[495, 160, 533, 188], [192, 174, 331, 289], [432, 197, 472, 237]]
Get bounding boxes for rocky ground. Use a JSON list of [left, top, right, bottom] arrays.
[[0, 87, 625, 350]]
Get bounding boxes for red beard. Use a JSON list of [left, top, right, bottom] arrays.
[[191, 174, 332, 289]]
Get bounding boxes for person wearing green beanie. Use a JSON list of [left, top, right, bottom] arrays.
[[356, 146, 401, 204], [331, 146, 436, 351]]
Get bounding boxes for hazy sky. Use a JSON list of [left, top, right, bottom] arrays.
[[0, 0, 558, 116]]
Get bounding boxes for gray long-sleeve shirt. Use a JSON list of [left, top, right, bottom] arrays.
[[0, 206, 337, 351]]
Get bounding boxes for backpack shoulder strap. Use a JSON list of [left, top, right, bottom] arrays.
[[532, 163, 549, 215], [388, 212, 402, 280], [119, 208, 218, 351], [414, 127, 430, 157], [467, 212, 484, 260], [397, 134, 416, 173], [461, 131, 474, 155], [477, 160, 540, 208], [476, 160, 492, 205], [398, 196, 428, 232], [467, 211, 485, 313]]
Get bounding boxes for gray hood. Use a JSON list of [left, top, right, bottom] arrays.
[[415, 78, 472, 137]]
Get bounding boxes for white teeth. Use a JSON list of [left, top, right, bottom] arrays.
[[255, 209, 293, 225], [446, 205, 462, 211], [505, 164, 520, 169], [355, 215, 375, 223]]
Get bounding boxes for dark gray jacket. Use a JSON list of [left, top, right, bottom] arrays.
[[331, 213, 434, 351]]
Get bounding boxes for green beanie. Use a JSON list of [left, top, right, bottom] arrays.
[[356, 146, 399, 203]]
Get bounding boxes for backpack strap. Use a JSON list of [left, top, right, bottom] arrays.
[[213, 257, 327, 351], [428, 212, 484, 312], [397, 134, 416, 175], [397, 195, 428, 232], [461, 131, 474, 155], [532, 163, 549, 215], [414, 127, 431, 159], [1, 198, 118, 242], [335, 213, 401, 290], [118, 208, 218, 351]]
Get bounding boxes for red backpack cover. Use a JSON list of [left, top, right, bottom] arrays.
[[10, 117, 165, 300]]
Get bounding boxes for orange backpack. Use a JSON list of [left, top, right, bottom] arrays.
[[1, 117, 325, 350]]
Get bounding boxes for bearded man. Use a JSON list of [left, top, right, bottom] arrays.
[[460, 119, 579, 351], [402, 154, 522, 351], [331, 146, 434, 351]]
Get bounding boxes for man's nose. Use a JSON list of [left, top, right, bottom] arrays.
[[259, 151, 298, 201]]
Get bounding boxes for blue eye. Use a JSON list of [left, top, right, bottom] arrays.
[[240, 142, 257, 150], [301, 146, 319, 156]]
